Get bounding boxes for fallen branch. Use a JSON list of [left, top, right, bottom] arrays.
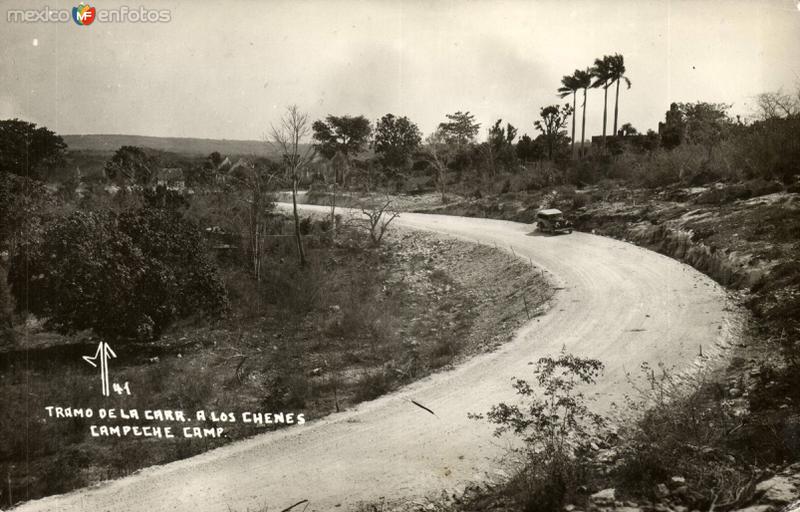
[[280, 499, 309, 512], [405, 398, 437, 417]]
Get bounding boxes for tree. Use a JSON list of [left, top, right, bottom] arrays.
[[208, 151, 224, 167], [482, 119, 519, 174], [534, 104, 574, 160], [438, 111, 481, 146], [186, 164, 214, 187], [682, 102, 732, 159], [104, 146, 155, 186], [372, 114, 422, 172], [607, 54, 632, 136], [311, 115, 372, 160], [642, 129, 660, 151], [572, 69, 593, 158], [591, 56, 615, 148], [487, 119, 518, 148], [270, 105, 315, 267], [753, 89, 800, 121], [516, 134, 545, 162], [8, 209, 229, 341], [142, 185, 189, 211], [660, 102, 732, 157], [558, 74, 580, 158], [620, 122, 638, 136], [229, 160, 276, 281], [422, 130, 452, 202], [0, 119, 67, 179]]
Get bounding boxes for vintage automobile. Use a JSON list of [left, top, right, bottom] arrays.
[[536, 208, 573, 234]]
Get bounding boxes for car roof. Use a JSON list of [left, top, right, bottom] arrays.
[[538, 208, 563, 216]]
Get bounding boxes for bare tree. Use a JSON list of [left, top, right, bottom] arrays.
[[754, 89, 800, 120], [219, 160, 276, 283], [360, 197, 399, 245], [239, 162, 273, 282], [422, 130, 450, 203], [269, 105, 315, 267], [323, 170, 338, 240]]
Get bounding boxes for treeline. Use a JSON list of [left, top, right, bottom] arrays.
[[2, 58, 799, 344]]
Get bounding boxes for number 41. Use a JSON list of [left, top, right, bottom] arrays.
[[112, 382, 131, 395]]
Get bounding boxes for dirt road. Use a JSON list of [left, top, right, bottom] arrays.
[[15, 209, 737, 512]]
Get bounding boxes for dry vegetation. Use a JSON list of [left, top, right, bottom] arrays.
[[0, 216, 549, 505]]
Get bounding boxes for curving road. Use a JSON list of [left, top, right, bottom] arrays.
[[15, 208, 737, 512]]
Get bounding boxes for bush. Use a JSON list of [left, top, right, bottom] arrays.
[[0, 263, 15, 348], [736, 116, 800, 183], [427, 336, 457, 369], [607, 144, 741, 189], [263, 371, 310, 410], [471, 350, 605, 512], [8, 208, 229, 341], [614, 363, 744, 504], [40, 446, 91, 494], [352, 368, 394, 402]]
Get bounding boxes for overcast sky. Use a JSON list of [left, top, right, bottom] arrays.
[[1, 0, 799, 142]]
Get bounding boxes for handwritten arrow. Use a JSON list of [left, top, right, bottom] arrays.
[[83, 341, 117, 397]]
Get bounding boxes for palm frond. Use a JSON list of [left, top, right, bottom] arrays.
[[573, 69, 593, 89]]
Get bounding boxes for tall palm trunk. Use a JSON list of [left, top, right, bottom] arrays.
[[613, 79, 620, 136], [581, 88, 587, 158], [570, 92, 577, 158]]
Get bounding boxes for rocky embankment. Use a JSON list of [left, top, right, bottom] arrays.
[[368, 464, 800, 512], [574, 208, 769, 290], [575, 469, 800, 512]]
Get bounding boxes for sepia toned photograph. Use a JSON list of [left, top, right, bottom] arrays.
[[1, 1, 799, 511]]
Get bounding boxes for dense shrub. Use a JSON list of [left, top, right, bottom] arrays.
[[8, 208, 229, 341], [736, 116, 800, 183], [0, 172, 56, 252]]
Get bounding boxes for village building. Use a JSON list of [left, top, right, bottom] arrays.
[[156, 168, 185, 190]]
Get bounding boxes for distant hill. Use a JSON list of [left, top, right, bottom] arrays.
[[62, 134, 286, 158]]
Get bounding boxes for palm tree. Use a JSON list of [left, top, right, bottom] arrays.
[[591, 56, 614, 148], [608, 54, 632, 136], [557, 74, 580, 158], [573, 69, 593, 157]]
